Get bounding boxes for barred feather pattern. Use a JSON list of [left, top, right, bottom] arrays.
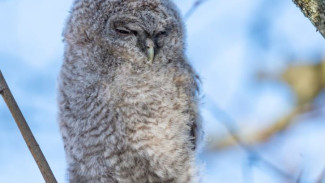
[[58, 0, 202, 182]]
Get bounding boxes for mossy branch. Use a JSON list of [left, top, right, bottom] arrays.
[[292, 0, 325, 38]]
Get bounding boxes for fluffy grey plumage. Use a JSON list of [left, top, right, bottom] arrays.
[[58, 0, 202, 182]]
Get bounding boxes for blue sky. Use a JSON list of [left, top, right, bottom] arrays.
[[0, 0, 325, 182]]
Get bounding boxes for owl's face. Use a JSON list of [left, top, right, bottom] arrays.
[[103, 1, 185, 65], [65, 0, 185, 67]]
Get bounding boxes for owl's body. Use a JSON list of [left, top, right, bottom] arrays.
[[58, 0, 201, 182]]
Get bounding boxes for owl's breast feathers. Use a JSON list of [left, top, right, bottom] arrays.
[[97, 63, 200, 181]]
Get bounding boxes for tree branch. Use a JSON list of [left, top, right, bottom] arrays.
[[185, 0, 209, 21], [207, 102, 315, 150], [316, 168, 325, 183], [292, 0, 325, 38], [204, 102, 296, 182], [0, 70, 57, 183]]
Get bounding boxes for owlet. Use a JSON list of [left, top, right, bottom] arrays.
[[58, 0, 202, 182]]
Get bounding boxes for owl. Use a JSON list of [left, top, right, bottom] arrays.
[[58, 0, 202, 182]]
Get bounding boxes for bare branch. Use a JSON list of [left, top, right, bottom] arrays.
[[207, 103, 315, 150], [316, 168, 325, 183], [292, 0, 325, 38], [185, 0, 209, 21], [296, 169, 303, 183], [0, 70, 57, 183], [205, 101, 296, 182]]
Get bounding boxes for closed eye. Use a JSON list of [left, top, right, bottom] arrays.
[[115, 27, 131, 35], [156, 30, 168, 38]]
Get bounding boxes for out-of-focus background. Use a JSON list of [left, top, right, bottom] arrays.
[[1, 0, 324, 182]]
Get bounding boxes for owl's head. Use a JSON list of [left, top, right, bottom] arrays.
[[64, 0, 185, 68]]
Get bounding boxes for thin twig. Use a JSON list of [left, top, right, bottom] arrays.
[[295, 169, 303, 183], [205, 98, 296, 182], [184, 0, 209, 21], [316, 168, 325, 183], [0, 70, 57, 183], [242, 161, 254, 183]]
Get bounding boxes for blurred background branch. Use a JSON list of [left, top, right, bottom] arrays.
[[203, 58, 325, 182], [204, 101, 296, 182], [207, 103, 314, 151], [207, 60, 325, 151], [184, 0, 209, 20], [316, 169, 325, 183], [1, 0, 324, 182]]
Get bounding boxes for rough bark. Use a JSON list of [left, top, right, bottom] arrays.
[[292, 0, 325, 38]]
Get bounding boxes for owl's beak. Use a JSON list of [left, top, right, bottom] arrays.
[[146, 38, 155, 63]]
